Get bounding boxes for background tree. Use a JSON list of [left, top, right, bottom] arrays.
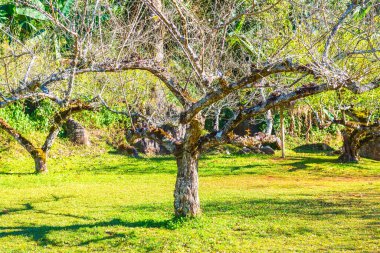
[[0, 0, 146, 172]]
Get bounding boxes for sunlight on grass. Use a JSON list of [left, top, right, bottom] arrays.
[[0, 146, 379, 252]]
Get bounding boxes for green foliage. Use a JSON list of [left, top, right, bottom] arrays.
[[0, 103, 35, 133], [0, 100, 129, 135], [0, 0, 47, 41], [353, 4, 372, 21], [75, 107, 130, 129], [25, 99, 58, 130]]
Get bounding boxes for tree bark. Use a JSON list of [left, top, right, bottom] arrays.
[[173, 116, 204, 217], [174, 151, 200, 217], [32, 149, 48, 173], [214, 107, 221, 131], [339, 130, 359, 163], [280, 108, 285, 158], [260, 88, 273, 135], [289, 111, 295, 136], [265, 109, 274, 135]]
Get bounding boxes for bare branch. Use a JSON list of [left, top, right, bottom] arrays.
[[181, 60, 314, 123], [215, 0, 283, 29], [323, 3, 357, 62]]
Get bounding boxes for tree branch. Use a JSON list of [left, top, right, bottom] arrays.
[[200, 79, 379, 148], [42, 101, 98, 152], [323, 3, 357, 62], [0, 117, 37, 155], [14, 59, 190, 106], [143, 0, 211, 87], [214, 0, 283, 29], [181, 59, 314, 123]]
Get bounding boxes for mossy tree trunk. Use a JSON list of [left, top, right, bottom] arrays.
[[338, 130, 360, 162], [32, 149, 48, 173], [338, 126, 379, 163], [0, 117, 48, 173]]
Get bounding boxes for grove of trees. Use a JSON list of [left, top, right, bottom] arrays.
[[0, 0, 379, 217]]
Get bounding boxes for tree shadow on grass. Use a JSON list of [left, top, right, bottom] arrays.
[[202, 197, 379, 223], [0, 217, 186, 247], [284, 156, 344, 172], [0, 196, 377, 247], [0, 195, 93, 221], [0, 171, 35, 175], [90, 164, 178, 175], [200, 164, 267, 176], [89, 155, 262, 176], [293, 143, 335, 154]]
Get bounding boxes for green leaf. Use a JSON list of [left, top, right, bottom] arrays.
[[0, 3, 16, 16], [61, 0, 74, 16], [16, 7, 47, 20], [323, 109, 335, 121], [29, 0, 45, 10], [20, 20, 37, 31], [353, 6, 371, 21], [235, 15, 246, 33], [0, 9, 7, 22]]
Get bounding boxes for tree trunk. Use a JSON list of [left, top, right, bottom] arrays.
[[214, 107, 221, 131], [174, 151, 200, 217], [289, 111, 295, 136], [32, 149, 48, 173], [265, 109, 273, 135], [280, 108, 285, 158], [173, 116, 204, 217], [339, 130, 359, 163], [305, 112, 312, 141], [260, 88, 273, 135]]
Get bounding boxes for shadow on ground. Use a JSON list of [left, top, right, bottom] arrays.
[[293, 143, 335, 154], [285, 156, 338, 172], [0, 172, 35, 175], [1, 195, 377, 247], [284, 156, 368, 172]]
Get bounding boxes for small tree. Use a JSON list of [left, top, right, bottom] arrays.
[[0, 0, 129, 172], [0, 101, 96, 172]]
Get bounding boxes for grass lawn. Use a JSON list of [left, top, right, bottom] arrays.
[[0, 141, 379, 252]]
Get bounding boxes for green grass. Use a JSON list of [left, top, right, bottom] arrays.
[[0, 139, 379, 252]]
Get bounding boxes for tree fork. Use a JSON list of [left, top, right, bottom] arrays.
[[0, 101, 95, 173]]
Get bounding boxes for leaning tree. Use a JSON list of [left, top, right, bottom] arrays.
[[0, 0, 145, 172]]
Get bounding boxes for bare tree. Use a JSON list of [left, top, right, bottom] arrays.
[[0, 0, 150, 172], [1, 0, 378, 215], [120, 0, 379, 217]]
